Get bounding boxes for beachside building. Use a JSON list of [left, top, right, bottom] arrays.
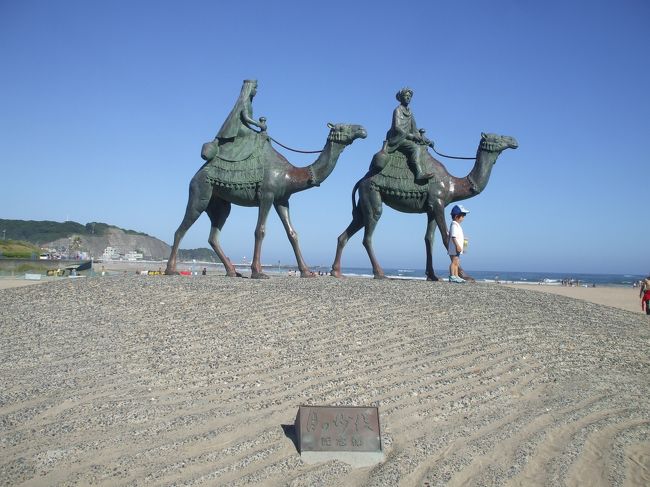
[[124, 250, 143, 261], [102, 247, 121, 261]]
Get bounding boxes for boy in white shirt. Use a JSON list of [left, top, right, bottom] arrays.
[[448, 205, 469, 283]]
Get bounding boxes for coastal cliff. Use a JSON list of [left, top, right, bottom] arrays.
[[0, 219, 171, 260], [45, 227, 171, 260]]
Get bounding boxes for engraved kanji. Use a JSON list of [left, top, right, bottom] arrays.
[[333, 413, 350, 432], [361, 412, 374, 431], [306, 410, 318, 433]]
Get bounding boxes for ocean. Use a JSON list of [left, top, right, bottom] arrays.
[[232, 264, 645, 288], [321, 268, 645, 288]]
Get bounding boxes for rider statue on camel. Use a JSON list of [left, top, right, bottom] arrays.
[[201, 79, 268, 163], [378, 87, 435, 181]]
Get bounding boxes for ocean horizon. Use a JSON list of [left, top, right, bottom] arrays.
[[312, 267, 645, 288], [170, 261, 645, 288]]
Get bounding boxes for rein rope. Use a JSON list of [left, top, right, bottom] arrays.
[[431, 146, 476, 160], [431, 139, 504, 160], [268, 135, 323, 154], [267, 132, 489, 160]]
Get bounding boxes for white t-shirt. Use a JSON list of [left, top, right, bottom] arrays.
[[448, 220, 464, 255]]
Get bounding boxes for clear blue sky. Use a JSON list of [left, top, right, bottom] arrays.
[[1, 0, 648, 274]]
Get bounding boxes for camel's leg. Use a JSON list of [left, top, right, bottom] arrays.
[[251, 195, 273, 279], [205, 197, 241, 278], [439, 219, 449, 251], [165, 175, 211, 275], [424, 210, 439, 281], [361, 188, 385, 279], [458, 265, 474, 281], [274, 200, 313, 278], [432, 201, 460, 280], [330, 212, 364, 278]]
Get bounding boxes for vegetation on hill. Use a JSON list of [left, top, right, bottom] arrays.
[[0, 219, 149, 244], [177, 248, 218, 262], [0, 239, 42, 258]]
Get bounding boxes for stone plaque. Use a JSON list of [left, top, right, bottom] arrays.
[[295, 406, 383, 466]]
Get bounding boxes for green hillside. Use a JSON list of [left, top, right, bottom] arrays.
[[0, 219, 149, 245], [177, 248, 218, 262], [0, 239, 42, 258]]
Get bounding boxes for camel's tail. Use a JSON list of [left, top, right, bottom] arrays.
[[351, 177, 366, 215], [351, 170, 375, 215], [351, 180, 361, 214]]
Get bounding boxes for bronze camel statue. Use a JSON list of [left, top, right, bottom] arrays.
[[166, 123, 367, 278], [330, 132, 518, 280]]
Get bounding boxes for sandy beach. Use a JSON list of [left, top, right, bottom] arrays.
[[504, 283, 644, 315], [1, 275, 649, 486], [0, 278, 47, 290]]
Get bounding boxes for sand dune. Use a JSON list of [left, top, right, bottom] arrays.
[[1, 276, 648, 486]]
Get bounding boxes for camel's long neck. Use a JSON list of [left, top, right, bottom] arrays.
[[450, 145, 500, 202], [291, 140, 345, 193], [311, 140, 345, 183]]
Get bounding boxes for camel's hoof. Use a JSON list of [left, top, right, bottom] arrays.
[[251, 272, 270, 279], [164, 270, 179, 275], [426, 274, 439, 282], [373, 274, 387, 280], [459, 273, 476, 282], [330, 270, 342, 278], [300, 271, 317, 278], [226, 271, 243, 278]]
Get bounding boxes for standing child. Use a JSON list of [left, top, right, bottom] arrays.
[[448, 204, 469, 283]]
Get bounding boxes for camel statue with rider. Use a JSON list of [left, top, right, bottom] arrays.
[[330, 87, 518, 280], [165, 79, 367, 278]]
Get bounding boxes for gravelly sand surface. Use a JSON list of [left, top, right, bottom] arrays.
[[504, 284, 644, 315], [0, 279, 48, 290], [1, 276, 649, 486]]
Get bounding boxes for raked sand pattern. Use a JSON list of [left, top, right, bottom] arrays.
[[1, 276, 649, 486]]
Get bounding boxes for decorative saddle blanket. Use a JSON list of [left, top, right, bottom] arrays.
[[370, 150, 441, 198], [204, 136, 268, 189]]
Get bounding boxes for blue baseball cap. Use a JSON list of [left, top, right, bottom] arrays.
[[450, 204, 469, 216]]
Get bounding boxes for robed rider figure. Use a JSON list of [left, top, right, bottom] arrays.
[[385, 87, 434, 180], [201, 79, 268, 162]]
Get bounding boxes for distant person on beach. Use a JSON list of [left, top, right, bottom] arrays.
[[642, 276, 650, 315], [640, 276, 650, 297], [448, 205, 469, 283], [202, 267, 207, 276], [642, 288, 650, 315]]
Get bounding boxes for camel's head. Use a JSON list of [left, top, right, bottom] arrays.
[[327, 123, 367, 145], [480, 133, 519, 152]]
